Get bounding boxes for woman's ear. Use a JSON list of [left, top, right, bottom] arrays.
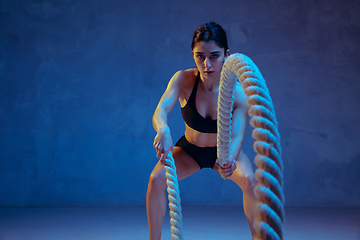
[[224, 49, 230, 62], [225, 49, 230, 58]]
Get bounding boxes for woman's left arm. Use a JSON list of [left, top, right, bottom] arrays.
[[229, 83, 248, 160]]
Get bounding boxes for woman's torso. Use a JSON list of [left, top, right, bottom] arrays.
[[178, 69, 221, 147]]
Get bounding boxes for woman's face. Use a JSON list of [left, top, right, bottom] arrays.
[[192, 41, 229, 81]]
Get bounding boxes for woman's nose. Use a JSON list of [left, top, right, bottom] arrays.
[[204, 57, 211, 68]]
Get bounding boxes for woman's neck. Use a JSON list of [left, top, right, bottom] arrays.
[[199, 73, 220, 92]]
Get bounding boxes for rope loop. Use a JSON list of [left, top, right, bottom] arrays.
[[218, 53, 285, 240]]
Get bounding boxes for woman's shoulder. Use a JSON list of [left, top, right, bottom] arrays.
[[170, 68, 198, 88], [173, 68, 197, 80]]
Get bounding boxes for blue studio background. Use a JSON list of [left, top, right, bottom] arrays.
[[0, 0, 359, 207]]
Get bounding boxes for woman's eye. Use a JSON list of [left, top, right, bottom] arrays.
[[197, 55, 205, 59], [211, 55, 219, 59]]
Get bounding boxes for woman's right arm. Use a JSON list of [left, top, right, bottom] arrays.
[[153, 71, 186, 164]]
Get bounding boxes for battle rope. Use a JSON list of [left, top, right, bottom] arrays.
[[164, 53, 284, 240], [218, 53, 284, 240], [165, 151, 183, 240]]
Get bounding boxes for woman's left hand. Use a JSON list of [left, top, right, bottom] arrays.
[[215, 158, 237, 178]]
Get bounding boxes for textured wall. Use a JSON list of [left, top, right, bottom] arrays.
[[0, 0, 359, 207]]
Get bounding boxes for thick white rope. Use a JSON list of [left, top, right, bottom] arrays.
[[218, 53, 284, 240], [165, 151, 183, 240]]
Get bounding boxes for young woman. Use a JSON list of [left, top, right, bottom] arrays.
[[147, 22, 257, 239]]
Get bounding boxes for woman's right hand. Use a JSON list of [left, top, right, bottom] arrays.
[[153, 128, 174, 165]]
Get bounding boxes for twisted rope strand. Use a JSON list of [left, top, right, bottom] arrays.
[[218, 53, 285, 240], [165, 151, 183, 240]]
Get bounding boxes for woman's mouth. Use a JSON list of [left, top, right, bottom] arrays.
[[204, 70, 214, 75]]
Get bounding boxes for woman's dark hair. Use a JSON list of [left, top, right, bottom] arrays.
[[191, 22, 229, 53]]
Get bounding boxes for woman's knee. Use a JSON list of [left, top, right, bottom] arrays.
[[238, 174, 257, 192], [148, 171, 167, 192]]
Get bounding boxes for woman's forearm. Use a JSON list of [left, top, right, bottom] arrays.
[[229, 137, 244, 159], [152, 107, 170, 133]]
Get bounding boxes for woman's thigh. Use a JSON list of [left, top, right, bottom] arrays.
[[226, 150, 255, 187], [234, 150, 254, 176], [173, 146, 201, 180], [150, 146, 201, 182]]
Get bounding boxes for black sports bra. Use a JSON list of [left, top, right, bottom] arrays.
[[181, 73, 217, 133]]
